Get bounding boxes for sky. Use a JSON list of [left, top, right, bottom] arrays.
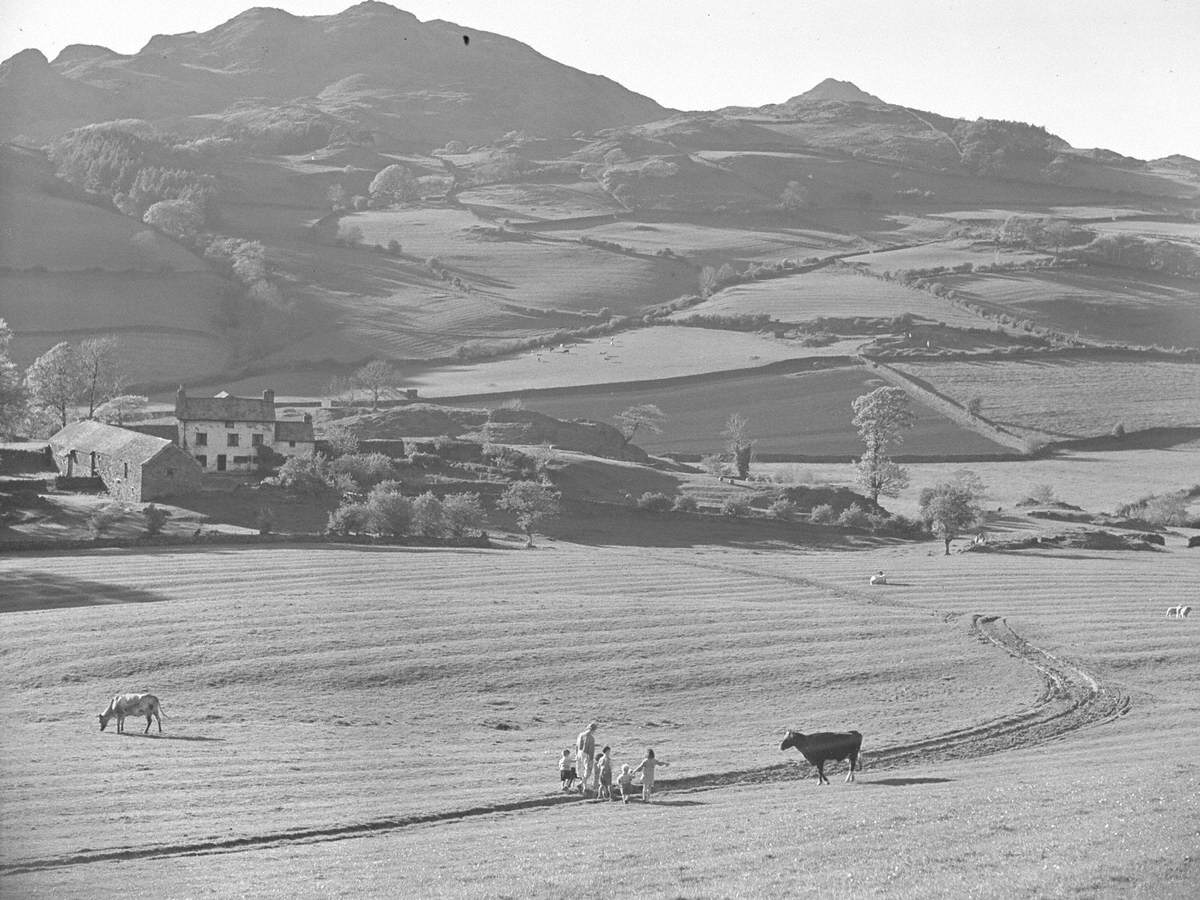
[[1, 0, 1197, 160]]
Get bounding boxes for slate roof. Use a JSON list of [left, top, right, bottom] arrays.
[[176, 393, 275, 423], [49, 420, 174, 466]]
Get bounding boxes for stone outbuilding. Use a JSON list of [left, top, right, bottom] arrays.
[[49, 420, 203, 502]]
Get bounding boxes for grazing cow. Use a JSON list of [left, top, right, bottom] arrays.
[[99, 693, 165, 734], [1181, 605, 1192, 619], [1166, 606, 1181, 618], [1187, 535, 1200, 549], [780, 729, 863, 784]]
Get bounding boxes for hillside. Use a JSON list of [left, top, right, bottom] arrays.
[[2, 3, 1198, 454]]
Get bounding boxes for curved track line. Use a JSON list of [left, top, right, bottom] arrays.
[[1, 575, 1130, 875]]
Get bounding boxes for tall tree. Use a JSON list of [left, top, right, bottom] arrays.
[[851, 386, 916, 505], [614, 404, 666, 448], [0, 319, 28, 438], [352, 360, 403, 410], [722, 412, 754, 480], [919, 473, 985, 555], [498, 480, 560, 548], [368, 164, 418, 206], [25, 342, 85, 431], [93, 394, 149, 426], [77, 336, 123, 418]]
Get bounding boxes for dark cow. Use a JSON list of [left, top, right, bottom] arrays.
[[99, 693, 165, 734], [780, 729, 862, 784], [1188, 535, 1200, 549]]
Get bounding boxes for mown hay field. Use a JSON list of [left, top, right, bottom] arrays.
[[852, 240, 1052, 273], [892, 357, 1200, 438], [2, 538, 1197, 897], [671, 268, 987, 327], [943, 268, 1200, 349]]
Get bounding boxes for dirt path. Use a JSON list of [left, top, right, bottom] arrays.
[[0, 559, 1130, 877]]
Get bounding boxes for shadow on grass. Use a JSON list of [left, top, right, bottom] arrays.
[[866, 777, 954, 787], [116, 733, 226, 743], [0, 572, 170, 613], [645, 799, 706, 807]]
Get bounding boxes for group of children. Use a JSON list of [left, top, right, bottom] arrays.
[[559, 746, 668, 803]]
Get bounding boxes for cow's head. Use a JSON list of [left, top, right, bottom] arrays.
[[780, 730, 804, 752], [99, 713, 110, 731]]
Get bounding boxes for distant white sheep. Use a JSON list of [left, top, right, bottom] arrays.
[[869, 571, 887, 585]]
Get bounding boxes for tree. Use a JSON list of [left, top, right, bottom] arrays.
[[698, 266, 718, 298], [352, 360, 403, 410], [77, 336, 123, 418], [613, 403, 666, 448], [498, 481, 560, 547], [142, 199, 204, 241], [0, 319, 28, 439], [327, 184, 349, 211], [722, 412, 754, 479], [919, 476, 984, 555], [851, 387, 916, 505], [442, 492, 486, 538], [368, 164, 418, 206], [93, 394, 148, 425], [780, 180, 811, 215], [25, 342, 84, 431]]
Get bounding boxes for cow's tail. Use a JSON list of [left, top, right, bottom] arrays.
[[156, 701, 167, 719]]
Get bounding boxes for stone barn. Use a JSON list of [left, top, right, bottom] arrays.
[[49, 420, 203, 502]]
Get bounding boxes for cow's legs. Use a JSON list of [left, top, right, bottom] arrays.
[[816, 762, 829, 785], [144, 715, 152, 734]]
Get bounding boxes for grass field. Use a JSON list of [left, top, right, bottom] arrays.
[[672, 267, 988, 327], [2, 534, 1198, 897], [455, 362, 1011, 457], [852, 240, 1052, 273], [892, 357, 1200, 438], [943, 268, 1200, 349]]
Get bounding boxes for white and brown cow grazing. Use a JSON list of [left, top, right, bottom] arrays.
[[1166, 606, 1181, 618], [780, 729, 863, 784], [1180, 605, 1192, 618], [1166, 606, 1191, 619], [99, 693, 165, 734]]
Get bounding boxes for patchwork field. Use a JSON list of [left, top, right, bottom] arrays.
[[671, 267, 987, 326], [942, 268, 1200, 348], [891, 357, 1200, 438], [2, 537, 1197, 897], [852, 240, 1052, 273]]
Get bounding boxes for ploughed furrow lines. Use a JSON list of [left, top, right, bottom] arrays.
[[1, 614, 1129, 875]]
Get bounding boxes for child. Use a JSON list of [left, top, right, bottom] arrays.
[[596, 746, 613, 800], [616, 764, 636, 803], [559, 748, 577, 792], [633, 749, 668, 803]]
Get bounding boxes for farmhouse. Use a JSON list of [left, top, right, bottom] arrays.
[[175, 388, 315, 473], [48, 420, 203, 502]]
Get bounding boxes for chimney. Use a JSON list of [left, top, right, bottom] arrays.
[[175, 385, 186, 419], [263, 389, 275, 405]]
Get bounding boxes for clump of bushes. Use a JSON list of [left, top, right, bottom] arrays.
[[143, 504, 169, 535], [810, 504, 837, 525], [768, 499, 797, 521], [636, 492, 673, 513], [671, 494, 698, 513], [721, 497, 751, 517], [836, 502, 871, 528], [88, 503, 124, 538]]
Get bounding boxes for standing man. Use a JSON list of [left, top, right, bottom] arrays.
[[575, 721, 598, 795]]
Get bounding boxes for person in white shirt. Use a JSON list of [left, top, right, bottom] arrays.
[[633, 748, 668, 803]]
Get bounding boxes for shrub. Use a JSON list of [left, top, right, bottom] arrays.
[[442, 492, 486, 537], [387, 239, 402, 255], [809, 503, 837, 525], [366, 488, 412, 536], [671, 494, 699, 513], [636, 491, 673, 513], [701, 454, 728, 477], [143, 503, 169, 535], [721, 497, 751, 517], [324, 424, 360, 457], [255, 507, 274, 535], [88, 503, 124, 538], [327, 502, 370, 536], [329, 452, 396, 491], [1112, 422, 1126, 438], [837, 502, 871, 528], [768, 499, 797, 521], [411, 492, 446, 537], [271, 452, 331, 494], [1028, 483, 1058, 505]]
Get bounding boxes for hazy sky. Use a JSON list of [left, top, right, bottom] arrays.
[[1, 0, 1196, 159]]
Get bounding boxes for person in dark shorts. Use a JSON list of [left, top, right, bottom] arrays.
[[559, 748, 577, 791]]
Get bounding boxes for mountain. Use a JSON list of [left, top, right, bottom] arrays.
[[785, 78, 885, 105], [0, 2, 670, 149]]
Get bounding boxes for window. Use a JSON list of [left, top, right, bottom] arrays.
[[195, 455, 207, 467], [227, 433, 239, 447], [288, 441, 296, 448], [232, 455, 251, 464], [195, 432, 208, 447], [166, 468, 174, 477], [224, 421, 234, 428], [251, 433, 263, 447]]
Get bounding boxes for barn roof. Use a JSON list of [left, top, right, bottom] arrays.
[[49, 420, 175, 466]]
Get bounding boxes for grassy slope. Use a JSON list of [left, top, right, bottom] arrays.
[[891, 357, 1200, 438], [2, 539, 1198, 897]]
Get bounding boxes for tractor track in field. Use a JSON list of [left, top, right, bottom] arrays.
[[0, 569, 1130, 876]]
